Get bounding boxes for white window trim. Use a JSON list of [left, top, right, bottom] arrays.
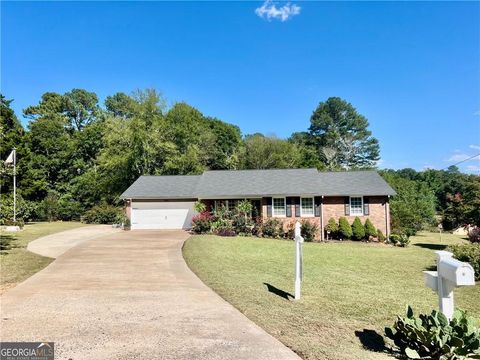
[[300, 197, 314, 217], [272, 197, 286, 217], [349, 196, 364, 216]]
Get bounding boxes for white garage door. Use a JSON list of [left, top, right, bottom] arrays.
[[131, 201, 196, 230]]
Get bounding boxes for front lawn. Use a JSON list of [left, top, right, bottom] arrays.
[[183, 232, 480, 360], [0, 222, 86, 293]]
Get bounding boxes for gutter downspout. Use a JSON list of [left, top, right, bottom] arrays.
[[320, 196, 324, 241], [385, 195, 391, 238]]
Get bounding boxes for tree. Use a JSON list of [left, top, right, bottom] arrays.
[[308, 97, 380, 169], [338, 217, 353, 239], [381, 171, 436, 235], [364, 218, 377, 238], [352, 217, 365, 240], [289, 131, 326, 169], [63, 89, 99, 130], [240, 134, 302, 169], [325, 217, 338, 239], [1, 95, 25, 195]]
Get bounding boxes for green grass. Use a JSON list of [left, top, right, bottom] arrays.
[[183, 232, 480, 360], [0, 222, 86, 293]]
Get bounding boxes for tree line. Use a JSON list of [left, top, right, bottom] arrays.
[[0, 89, 478, 232]]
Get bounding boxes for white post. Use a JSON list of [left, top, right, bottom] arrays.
[[294, 221, 304, 300], [13, 148, 16, 223], [436, 251, 454, 320]]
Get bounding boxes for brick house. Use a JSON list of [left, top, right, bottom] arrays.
[[121, 168, 396, 239]]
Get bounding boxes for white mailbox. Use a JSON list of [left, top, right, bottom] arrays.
[[424, 250, 475, 320], [438, 256, 475, 286]]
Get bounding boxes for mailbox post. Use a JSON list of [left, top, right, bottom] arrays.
[[294, 221, 304, 300], [424, 250, 475, 320]]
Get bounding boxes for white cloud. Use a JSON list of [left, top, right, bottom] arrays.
[[469, 144, 480, 150], [445, 150, 480, 163], [255, 1, 301, 22], [474, 110, 480, 116]]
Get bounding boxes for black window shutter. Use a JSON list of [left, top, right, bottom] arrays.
[[286, 197, 292, 217], [363, 197, 370, 215], [314, 197, 321, 217], [266, 197, 272, 217], [294, 197, 300, 217], [344, 197, 350, 216]]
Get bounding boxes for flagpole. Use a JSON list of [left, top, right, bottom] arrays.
[[13, 148, 16, 223]]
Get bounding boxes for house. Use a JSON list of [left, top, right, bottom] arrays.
[[120, 168, 396, 239]]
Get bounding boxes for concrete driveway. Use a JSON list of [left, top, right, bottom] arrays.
[[27, 225, 121, 258], [1, 230, 299, 360]]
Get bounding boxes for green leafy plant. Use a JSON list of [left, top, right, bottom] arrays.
[[352, 217, 366, 240], [261, 218, 284, 238], [338, 217, 352, 240], [82, 204, 122, 224], [122, 216, 131, 230], [447, 243, 480, 281], [389, 233, 411, 247], [364, 218, 377, 239], [301, 220, 318, 242], [377, 229, 386, 242], [194, 201, 207, 213], [192, 211, 215, 234], [385, 306, 480, 359], [325, 217, 338, 240]]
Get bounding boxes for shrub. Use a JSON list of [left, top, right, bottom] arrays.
[[236, 200, 253, 216], [385, 306, 480, 359], [232, 215, 254, 236], [261, 218, 284, 238], [194, 201, 206, 213], [364, 218, 377, 239], [338, 217, 352, 240], [325, 217, 338, 239], [377, 229, 386, 242], [389, 233, 410, 247], [123, 216, 131, 230], [468, 226, 480, 243], [37, 192, 60, 222], [82, 204, 122, 224], [232, 200, 254, 235], [216, 225, 236, 237], [301, 220, 318, 242], [352, 217, 366, 240], [447, 243, 480, 281], [58, 196, 83, 221], [0, 195, 38, 224], [192, 211, 214, 234]]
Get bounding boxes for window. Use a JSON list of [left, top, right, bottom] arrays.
[[301, 197, 314, 216], [228, 200, 238, 212], [272, 197, 286, 217], [350, 196, 363, 215], [214, 200, 227, 210]]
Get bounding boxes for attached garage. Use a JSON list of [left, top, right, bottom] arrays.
[[130, 201, 196, 230]]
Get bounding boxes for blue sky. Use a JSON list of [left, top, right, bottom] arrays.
[[2, 1, 479, 173]]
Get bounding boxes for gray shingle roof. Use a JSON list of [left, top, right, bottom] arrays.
[[120, 175, 201, 199], [317, 171, 396, 196], [196, 168, 321, 198], [120, 169, 396, 199]]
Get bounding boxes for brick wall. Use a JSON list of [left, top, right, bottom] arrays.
[[261, 196, 390, 240], [322, 196, 389, 235], [261, 197, 323, 240]]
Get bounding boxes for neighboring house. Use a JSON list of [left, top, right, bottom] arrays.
[[120, 168, 396, 239]]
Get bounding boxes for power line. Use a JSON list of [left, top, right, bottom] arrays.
[[442, 153, 480, 170]]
